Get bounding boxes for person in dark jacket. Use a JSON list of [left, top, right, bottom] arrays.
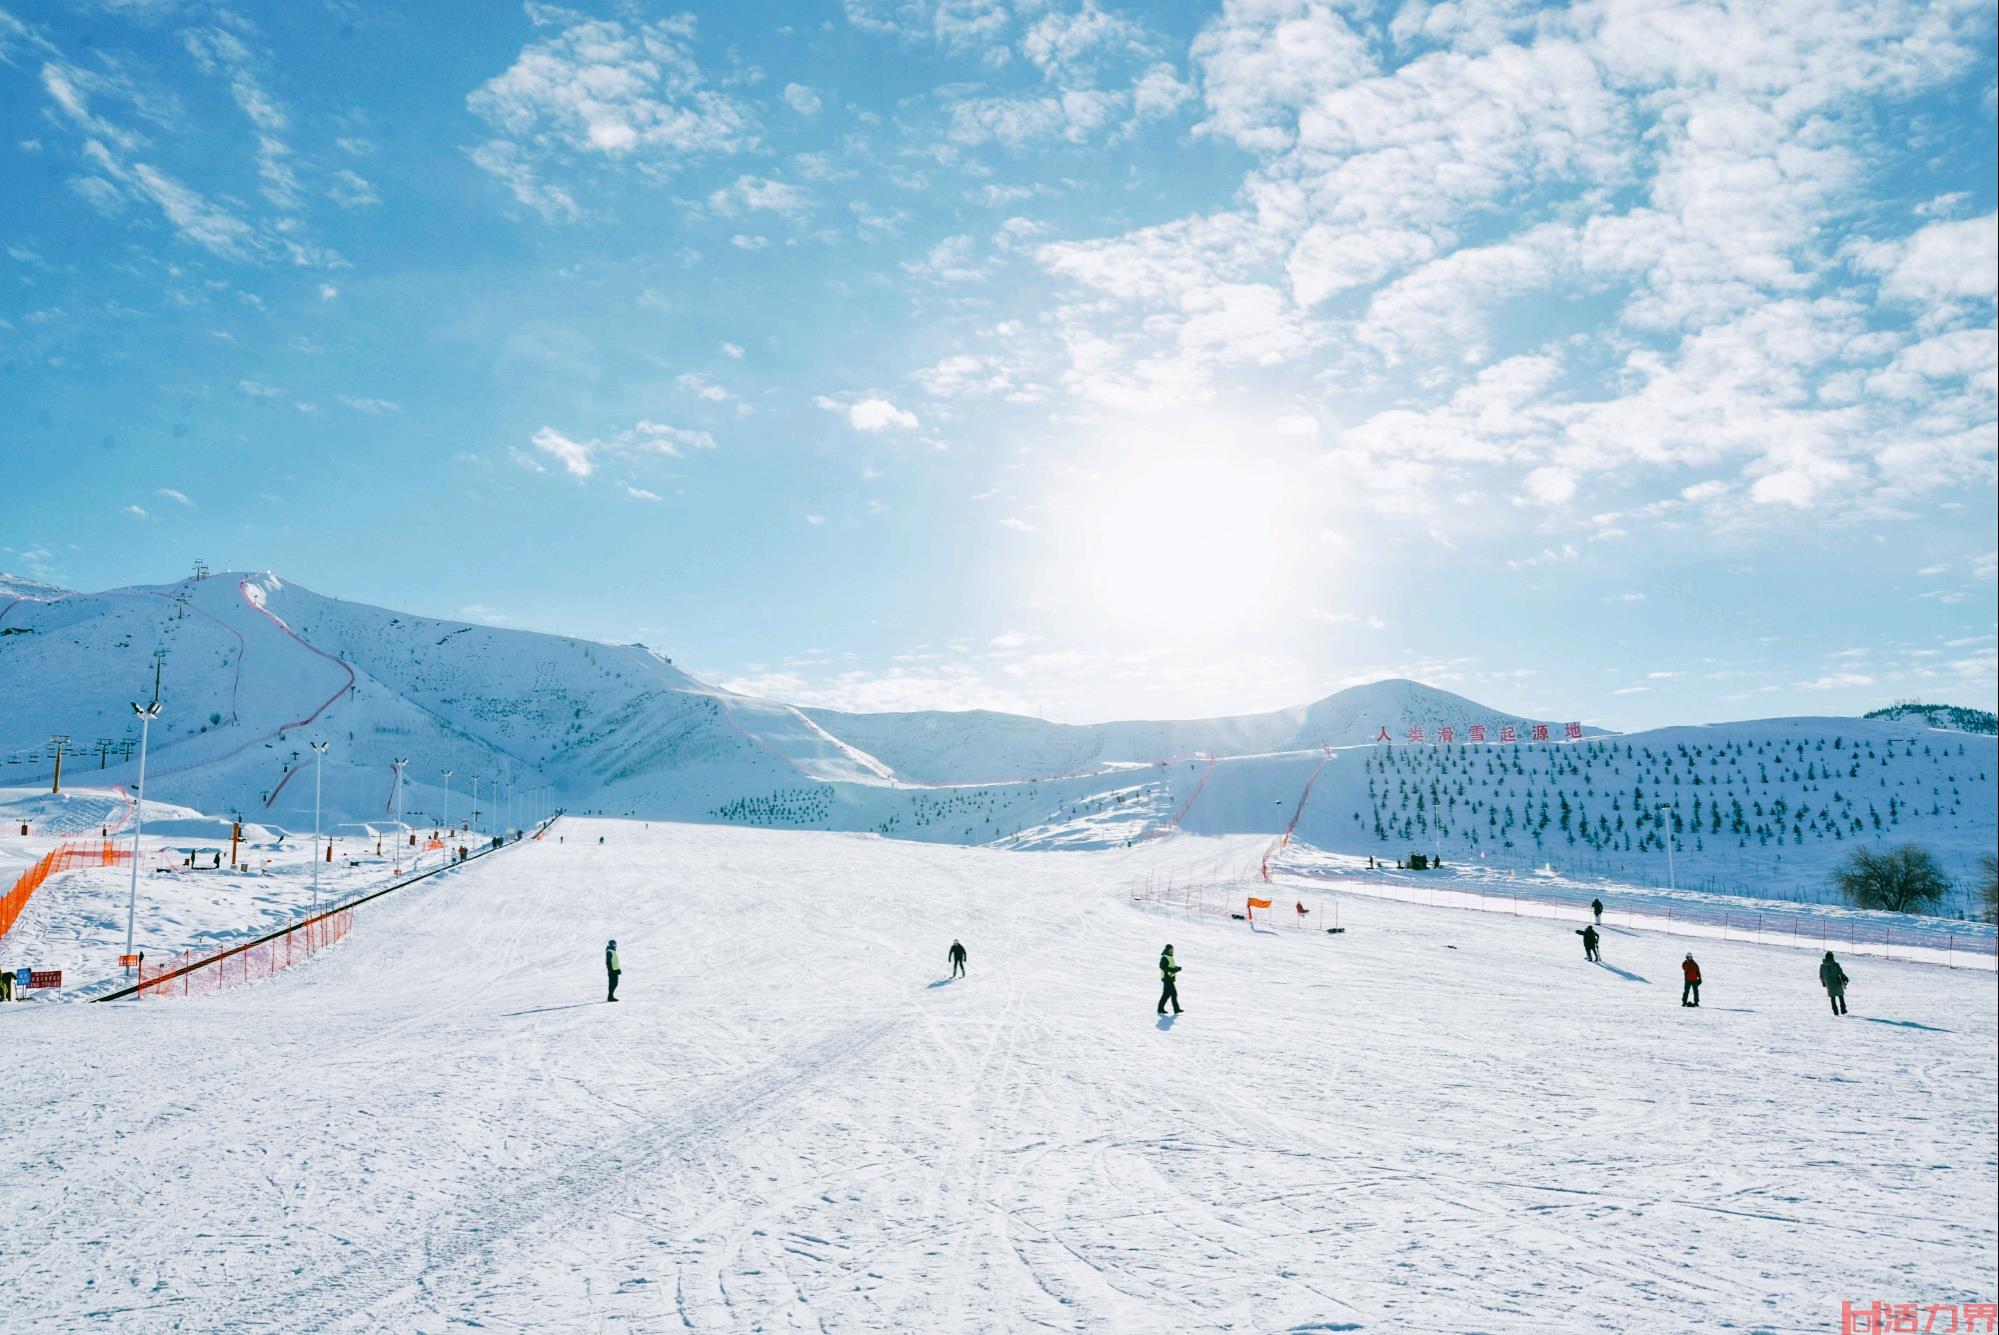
[[1590, 897, 1604, 924], [1680, 953, 1702, 1007], [1157, 944, 1182, 1015], [948, 939, 967, 977], [1819, 952, 1848, 1015], [605, 939, 621, 1002], [1576, 924, 1600, 962]]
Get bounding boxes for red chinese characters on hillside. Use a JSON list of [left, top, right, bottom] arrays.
[[1366, 721, 1583, 745]]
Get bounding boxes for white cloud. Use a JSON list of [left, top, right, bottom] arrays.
[[318, 283, 339, 300], [709, 174, 812, 220], [467, 9, 758, 218], [720, 341, 744, 359], [531, 426, 596, 478], [675, 372, 733, 403], [338, 396, 402, 415], [1851, 213, 1999, 306], [1798, 673, 1875, 690], [782, 83, 822, 116], [915, 353, 1012, 397], [819, 395, 919, 431], [622, 484, 662, 501], [124, 504, 146, 519], [327, 168, 379, 209], [1521, 466, 1577, 507], [155, 488, 193, 507]]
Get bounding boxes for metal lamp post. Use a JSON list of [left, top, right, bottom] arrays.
[[392, 758, 409, 872], [471, 776, 481, 833], [441, 769, 453, 837], [122, 701, 160, 973], [311, 740, 329, 915]]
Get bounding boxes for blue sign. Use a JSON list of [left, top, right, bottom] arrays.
[[15, 968, 27, 992]]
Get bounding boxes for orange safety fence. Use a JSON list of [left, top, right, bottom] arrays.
[[0, 840, 130, 941], [136, 908, 352, 999]]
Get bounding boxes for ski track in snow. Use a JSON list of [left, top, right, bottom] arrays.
[[2, 820, 1993, 1332]]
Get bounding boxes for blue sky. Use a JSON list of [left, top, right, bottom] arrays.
[[1, 0, 1994, 728]]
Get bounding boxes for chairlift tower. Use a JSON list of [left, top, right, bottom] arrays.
[[48, 735, 69, 794]]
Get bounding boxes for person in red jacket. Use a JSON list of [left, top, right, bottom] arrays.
[[1680, 953, 1702, 1007]]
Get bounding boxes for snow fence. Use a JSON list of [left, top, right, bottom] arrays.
[[135, 908, 351, 998], [0, 839, 130, 942]]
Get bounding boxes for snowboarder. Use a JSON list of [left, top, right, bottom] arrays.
[[605, 939, 621, 1002], [1576, 924, 1600, 962], [1820, 951, 1849, 1015], [1157, 944, 1182, 1016], [1590, 897, 1603, 924], [1680, 953, 1702, 1007], [948, 939, 967, 977]]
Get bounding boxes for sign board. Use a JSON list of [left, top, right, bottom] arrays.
[[118, 954, 142, 967], [28, 970, 61, 989]]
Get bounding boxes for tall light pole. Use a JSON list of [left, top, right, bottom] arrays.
[[471, 776, 481, 833], [392, 758, 409, 872], [311, 740, 329, 915], [1656, 802, 1676, 894], [122, 655, 164, 974], [441, 769, 453, 836]]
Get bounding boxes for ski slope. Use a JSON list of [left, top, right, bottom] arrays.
[[4, 821, 1992, 1331]]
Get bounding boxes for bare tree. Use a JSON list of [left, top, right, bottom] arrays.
[[1833, 844, 1952, 914]]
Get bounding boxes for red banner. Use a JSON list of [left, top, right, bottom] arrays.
[[29, 970, 62, 989]]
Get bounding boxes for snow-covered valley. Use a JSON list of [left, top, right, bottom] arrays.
[[4, 819, 1993, 1332]]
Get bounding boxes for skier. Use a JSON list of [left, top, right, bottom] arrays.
[[1680, 953, 1702, 1007], [0, 968, 11, 1003], [605, 938, 621, 1002], [1576, 924, 1600, 962], [1157, 944, 1182, 1016], [948, 939, 967, 978], [1819, 951, 1849, 1015], [1590, 897, 1604, 925]]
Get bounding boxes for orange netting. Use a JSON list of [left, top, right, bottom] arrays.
[[0, 840, 129, 941], [136, 908, 352, 998]]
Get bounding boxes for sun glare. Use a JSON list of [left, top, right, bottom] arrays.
[[1080, 452, 1297, 639]]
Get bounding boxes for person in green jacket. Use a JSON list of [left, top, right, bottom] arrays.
[[1157, 944, 1182, 1016], [605, 938, 621, 1003], [1819, 951, 1848, 1015]]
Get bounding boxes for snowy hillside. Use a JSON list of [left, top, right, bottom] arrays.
[[804, 677, 1588, 784], [5, 570, 1994, 916], [3, 820, 1991, 1331]]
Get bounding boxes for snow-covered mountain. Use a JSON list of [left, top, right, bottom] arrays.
[[3, 569, 1993, 910], [0, 571, 1577, 826], [802, 679, 1588, 785]]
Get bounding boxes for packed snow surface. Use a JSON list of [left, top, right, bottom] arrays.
[[4, 820, 1992, 1331]]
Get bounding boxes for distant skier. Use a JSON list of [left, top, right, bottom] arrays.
[[1157, 944, 1182, 1016], [1819, 951, 1849, 1015], [1680, 953, 1702, 1007], [605, 938, 621, 1003], [1576, 924, 1600, 962], [948, 939, 967, 978], [1590, 897, 1604, 925]]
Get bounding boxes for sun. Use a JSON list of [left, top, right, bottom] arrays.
[[1077, 451, 1297, 640]]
